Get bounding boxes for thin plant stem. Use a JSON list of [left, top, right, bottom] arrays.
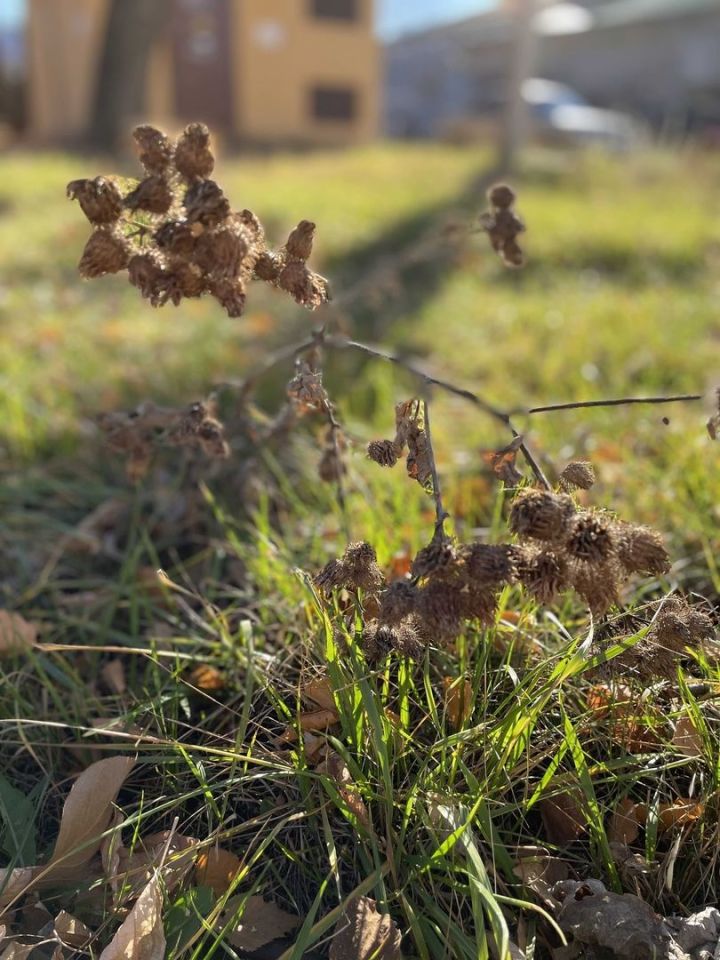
[[421, 397, 449, 533], [524, 394, 703, 415]]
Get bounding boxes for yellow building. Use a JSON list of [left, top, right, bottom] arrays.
[[27, 0, 379, 146]]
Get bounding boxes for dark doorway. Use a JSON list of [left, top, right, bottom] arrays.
[[172, 0, 234, 129]]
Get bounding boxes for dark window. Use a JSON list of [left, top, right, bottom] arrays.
[[311, 86, 357, 121], [311, 0, 358, 21]]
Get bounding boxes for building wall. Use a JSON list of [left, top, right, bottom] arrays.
[[27, 0, 379, 145], [27, 0, 109, 142], [234, 0, 379, 145]]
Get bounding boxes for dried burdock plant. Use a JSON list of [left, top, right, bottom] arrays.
[[68, 123, 329, 317], [97, 398, 229, 481], [479, 182, 525, 267]]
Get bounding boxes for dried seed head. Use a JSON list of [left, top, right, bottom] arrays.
[[509, 490, 576, 541], [318, 431, 347, 484], [163, 262, 206, 303], [379, 580, 419, 624], [254, 251, 282, 282], [570, 559, 620, 614], [517, 548, 569, 605], [174, 122, 214, 181], [614, 522, 670, 576], [460, 543, 519, 586], [362, 621, 395, 663], [287, 361, 327, 411], [417, 580, 464, 643], [193, 224, 249, 279], [393, 617, 427, 659], [367, 439, 400, 468], [211, 278, 246, 317], [565, 513, 615, 563], [124, 175, 173, 215], [78, 228, 129, 278], [154, 220, 196, 258], [412, 534, 457, 580], [133, 124, 173, 174], [342, 541, 386, 593], [197, 418, 230, 458], [285, 220, 316, 262], [67, 176, 123, 224], [314, 558, 346, 593], [127, 253, 164, 302], [278, 261, 330, 309], [651, 597, 714, 651], [488, 183, 516, 209], [560, 461, 596, 491], [184, 180, 230, 227]]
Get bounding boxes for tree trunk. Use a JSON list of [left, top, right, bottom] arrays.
[[88, 0, 173, 151], [498, 0, 538, 175]]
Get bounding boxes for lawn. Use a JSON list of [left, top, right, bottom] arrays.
[[1, 138, 719, 960]]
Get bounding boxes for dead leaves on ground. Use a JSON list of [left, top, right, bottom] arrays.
[[0, 612, 37, 657], [219, 895, 300, 953], [329, 895, 403, 960], [98, 874, 165, 960]]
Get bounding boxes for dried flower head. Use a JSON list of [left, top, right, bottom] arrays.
[[613, 522, 670, 577], [412, 532, 457, 580], [479, 182, 526, 268], [314, 542, 385, 595], [287, 361, 327, 412], [68, 123, 330, 317], [565, 513, 616, 563], [367, 439, 400, 468], [509, 490, 576, 541], [569, 559, 620, 614], [517, 547, 569, 605], [460, 542, 520, 586], [318, 427, 347, 484], [560, 461, 596, 491], [379, 580, 419, 624], [362, 616, 426, 662]]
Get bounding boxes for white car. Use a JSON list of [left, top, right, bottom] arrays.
[[522, 78, 643, 149]]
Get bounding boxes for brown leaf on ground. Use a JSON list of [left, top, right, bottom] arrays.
[[554, 881, 682, 960], [657, 799, 704, 832], [302, 676, 337, 712], [316, 749, 371, 831], [0, 611, 37, 657], [539, 786, 587, 846], [672, 715, 703, 758], [100, 659, 127, 695], [329, 895, 403, 960], [98, 873, 165, 960], [54, 910, 93, 949], [279, 707, 340, 743], [220, 895, 300, 953], [116, 832, 197, 900], [195, 847, 242, 895], [481, 435, 525, 485], [442, 677, 473, 731], [608, 798, 644, 845], [0, 867, 35, 910], [0, 943, 36, 959], [513, 850, 570, 905], [45, 756, 135, 883]]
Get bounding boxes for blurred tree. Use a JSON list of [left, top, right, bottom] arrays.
[[89, 0, 172, 150]]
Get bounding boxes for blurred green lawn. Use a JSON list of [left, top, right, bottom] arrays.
[[1, 142, 719, 580]]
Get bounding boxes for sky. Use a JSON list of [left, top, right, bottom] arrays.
[[0, 0, 495, 37]]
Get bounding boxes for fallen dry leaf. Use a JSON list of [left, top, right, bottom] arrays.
[[44, 756, 135, 883], [658, 799, 704, 832], [317, 749, 371, 831], [221, 895, 299, 952], [0, 867, 35, 910], [195, 847, 241, 895], [115, 832, 197, 900], [302, 676, 336, 712], [0, 943, 36, 960], [279, 707, 340, 743], [54, 910, 93, 949], [442, 677, 473, 731], [607, 798, 644, 845], [481, 435, 524, 486], [101, 659, 127, 695], [329, 895, 403, 960], [62, 497, 128, 554], [672, 715, 703, 758], [0, 611, 37, 657], [101, 810, 124, 896], [186, 664, 226, 693], [98, 873, 165, 960], [539, 786, 587, 846]]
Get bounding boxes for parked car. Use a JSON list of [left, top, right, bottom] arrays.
[[522, 78, 643, 149]]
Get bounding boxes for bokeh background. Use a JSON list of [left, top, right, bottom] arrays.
[[0, 0, 719, 586]]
